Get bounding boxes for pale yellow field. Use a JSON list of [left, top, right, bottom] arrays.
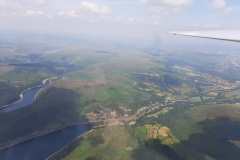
[[209, 92, 218, 96], [147, 107, 174, 118], [156, 93, 164, 97], [143, 124, 179, 145], [186, 73, 200, 76], [158, 126, 170, 137]]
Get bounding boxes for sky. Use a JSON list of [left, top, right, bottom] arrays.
[[0, 0, 240, 44]]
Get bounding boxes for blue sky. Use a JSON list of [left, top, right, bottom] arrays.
[[0, 0, 239, 40]]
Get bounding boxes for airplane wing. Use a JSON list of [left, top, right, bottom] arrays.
[[169, 30, 240, 42]]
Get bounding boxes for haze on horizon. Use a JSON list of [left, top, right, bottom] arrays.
[[0, 0, 239, 37]]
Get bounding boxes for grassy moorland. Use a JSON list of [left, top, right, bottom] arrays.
[[46, 48, 240, 160], [48, 126, 187, 160], [0, 66, 56, 107], [2, 40, 240, 159], [0, 51, 167, 149]]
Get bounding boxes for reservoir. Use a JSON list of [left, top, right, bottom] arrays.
[[0, 124, 91, 160], [0, 80, 50, 113], [0, 79, 92, 160]]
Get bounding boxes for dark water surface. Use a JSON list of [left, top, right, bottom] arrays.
[[0, 80, 92, 160], [0, 80, 50, 113], [0, 124, 91, 160]]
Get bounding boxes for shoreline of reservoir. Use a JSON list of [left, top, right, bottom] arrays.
[[0, 121, 91, 151], [0, 77, 57, 109], [0, 76, 95, 153], [34, 77, 57, 101], [45, 129, 93, 160]]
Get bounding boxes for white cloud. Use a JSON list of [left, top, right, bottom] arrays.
[[149, 6, 169, 15], [12, 12, 18, 16], [26, 10, 44, 16], [86, 19, 96, 23], [47, 15, 53, 19], [34, 0, 47, 6], [149, 6, 186, 19], [0, 0, 7, 7], [172, 7, 185, 12], [99, 15, 112, 19], [12, 10, 52, 18], [151, 15, 163, 19], [207, 0, 226, 9], [114, 17, 122, 21], [80, 1, 112, 15], [190, 24, 201, 27], [128, 18, 135, 22], [139, 0, 192, 7], [219, 7, 234, 16], [59, 10, 83, 18], [28, 0, 47, 6], [151, 21, 163, 25], [225, 7, 232, 13], [125, 18, 138, 24], [0, 0, 47, 8], [0, 13, 6, 16], [190, 24, 220, 28], [82, 18, 97, 23], [224, 7, 232, 15], [204, 24, 220, 28], [140, 0, 192, 19], [16, 0, 47, 6]]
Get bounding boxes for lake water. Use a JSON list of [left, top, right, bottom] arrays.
[[0, 79, 92, 160], [0, 80, 50, 113], [0, 124, 91, 160]]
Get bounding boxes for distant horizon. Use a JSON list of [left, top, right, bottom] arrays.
[[1, 28, 240, 55], [0, 0, 239, 39]]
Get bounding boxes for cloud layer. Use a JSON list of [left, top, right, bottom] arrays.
[[0, 0, 239, 38], [59, 10, 83, 18], [139, 0, 192, 7], [19, 0, 47, 6], [139, 0, 193, 19], [26, 10, 44, 16], [190, 24, 220, 29], [208, 0, 226, 9], [80, 1, 112, 15]]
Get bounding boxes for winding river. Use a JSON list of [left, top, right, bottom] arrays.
[[0, 80, 50, 113], [0, 79, 92, 160]]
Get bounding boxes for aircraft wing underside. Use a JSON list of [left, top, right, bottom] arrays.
[[169, 30, 240, 42]]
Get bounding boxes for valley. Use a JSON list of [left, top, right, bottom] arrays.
[[1, 36, 240, 160]]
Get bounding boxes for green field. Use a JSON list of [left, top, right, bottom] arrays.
[[0, 66, 57, 107], [47, 126, 184, 160], [1, 37, 240, 160]]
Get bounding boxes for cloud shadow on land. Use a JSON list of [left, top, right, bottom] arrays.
[[132, 138, 184, 160], [182, 117, 240, 160], [132, 117, 240, 160]]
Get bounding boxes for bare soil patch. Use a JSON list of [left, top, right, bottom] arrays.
[[156, 93, 164, 97], [230, 140, 240, 148], [158, 126, 170, 137], [209, 92, 218, 96]]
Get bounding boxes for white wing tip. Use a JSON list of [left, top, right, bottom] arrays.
[[168, 30, 240, 42]]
